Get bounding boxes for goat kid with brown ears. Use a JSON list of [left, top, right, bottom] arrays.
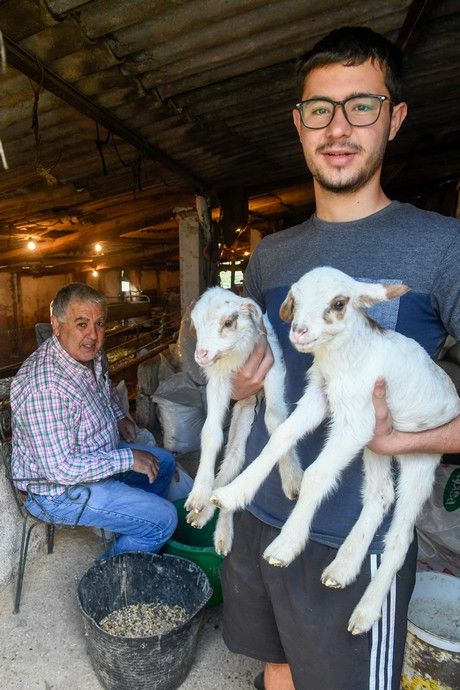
[[211, 266, 460, 634]]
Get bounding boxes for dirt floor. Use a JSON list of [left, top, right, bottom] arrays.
[[0, 527, 260, 689]]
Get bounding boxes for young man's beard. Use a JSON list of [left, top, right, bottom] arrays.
[[312, 155, 383, 193], [307, 137, 389, 195]]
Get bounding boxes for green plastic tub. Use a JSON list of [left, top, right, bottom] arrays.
[[164, 499, 225, 607]]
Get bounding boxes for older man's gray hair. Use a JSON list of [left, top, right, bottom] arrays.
[[51, 283, 108, 322]]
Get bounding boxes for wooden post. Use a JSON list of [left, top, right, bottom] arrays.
[[250, 227, 262, 252], [175, 206, 204, 315]]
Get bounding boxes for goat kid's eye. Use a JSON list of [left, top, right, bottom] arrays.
[[224, 319, 234, 328], [333, 300, 345, 311]]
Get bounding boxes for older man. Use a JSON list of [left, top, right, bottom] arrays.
[[11, 282, 178, 557]]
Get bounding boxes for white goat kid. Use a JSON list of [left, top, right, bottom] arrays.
[[211, 267, 460, 633], [185, 286, 302, 555]]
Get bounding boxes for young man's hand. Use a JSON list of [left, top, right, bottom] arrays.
[[367, 378, 396, 454], [369, 377, 460, 455], [231, 335, 274, 400]]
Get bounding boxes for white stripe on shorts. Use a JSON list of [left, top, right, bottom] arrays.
[[368, 554, 397, 690]]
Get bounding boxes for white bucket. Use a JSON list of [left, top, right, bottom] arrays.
[[401, 571, 460, 690]]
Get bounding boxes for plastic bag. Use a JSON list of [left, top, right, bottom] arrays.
[[416, 463, 460, 557], [114, 380, 130, 416], [137, 359, 160, 396], [133, 426, 157, 447], [158, 351, 179, 384], [151, 372, 206, 454]]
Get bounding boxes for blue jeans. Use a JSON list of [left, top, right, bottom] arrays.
[[25, 444, 178, 558]]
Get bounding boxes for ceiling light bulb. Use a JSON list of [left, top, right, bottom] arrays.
[[27, 239, 37, 251], [95, 243, 102, 253], [92, 269, 99, 277]]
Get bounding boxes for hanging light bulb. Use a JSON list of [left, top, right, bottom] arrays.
[[27, 239, 37, 251], [92, 269, 99, 277], [95, 242, 102, 253]]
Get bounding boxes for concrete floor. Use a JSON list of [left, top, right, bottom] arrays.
[[0, 527, 260, 690]]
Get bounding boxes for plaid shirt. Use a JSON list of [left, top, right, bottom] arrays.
[[11, 335, 133, 495]]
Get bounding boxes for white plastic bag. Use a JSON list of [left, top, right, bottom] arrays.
[[416, 463, 460, 570], [151, 372, 206, 454]]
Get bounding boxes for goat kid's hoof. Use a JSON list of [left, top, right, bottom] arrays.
[[280, 465, 303, 501], [284, 488, 299, 502], [186, 516, 203, 529], [184, 498, 202, 514], [263, 537, 297, 567], [215, 542, 231, 556], [267, 556, 287, 567], [185, 495, 210, 515], [209, 494, 223, 508], [347, 607, 376, 636], [320, 564, 348, 589], [348, 621, 367, 636], [185, 508, 200, 517], [322, 577, 343, 589], [280, 479, 301, 502], [185, 518, 202, 529], [263, 549, 288, 567]]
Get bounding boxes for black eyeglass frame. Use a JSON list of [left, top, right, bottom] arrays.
[[294, 94, 394, 129]]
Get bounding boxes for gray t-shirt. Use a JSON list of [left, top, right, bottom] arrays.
[[243, 201, 460, 552]]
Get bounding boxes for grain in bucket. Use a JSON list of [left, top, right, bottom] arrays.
[[401, 571, 460, 690], [77, 552, 211, 690]]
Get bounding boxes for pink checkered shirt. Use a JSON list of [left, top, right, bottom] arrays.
[[11, 335, 133, 495]]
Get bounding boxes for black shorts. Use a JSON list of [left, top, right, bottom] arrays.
[[221, 511, 417, 690]]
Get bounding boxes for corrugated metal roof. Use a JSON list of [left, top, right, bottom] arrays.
[[0, 0, 459, 275]]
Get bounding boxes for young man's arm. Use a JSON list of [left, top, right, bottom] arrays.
[[368, 378, 460, 454]]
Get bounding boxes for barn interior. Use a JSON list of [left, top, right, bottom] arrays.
[[0, 0, 459, 389], [0, 4, 459, 687]]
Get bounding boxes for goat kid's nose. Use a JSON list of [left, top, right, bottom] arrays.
[[196, 348, 208, 361], [292, 323, 308, 336]]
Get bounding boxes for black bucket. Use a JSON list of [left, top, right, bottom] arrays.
[[77, 552, 212, 690]]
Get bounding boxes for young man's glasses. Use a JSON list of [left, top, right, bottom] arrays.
[[295, 94, 394, 129]]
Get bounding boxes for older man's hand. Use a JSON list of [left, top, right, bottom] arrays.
[[118, 416, 137, 442], [132, 450, 160, 483]]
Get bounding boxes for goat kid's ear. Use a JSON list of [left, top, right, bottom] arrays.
[[279, 291, 295, 322], [240, 300, 261, 318], [240, 300, 266, 334], [358, 282, 410, 307], [383, 283, 411, 300]]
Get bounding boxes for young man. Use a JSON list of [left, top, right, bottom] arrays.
[[221, 27, 460, 690], [11, 283, 179, 558]]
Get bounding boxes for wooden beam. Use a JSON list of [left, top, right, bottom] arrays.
[[3, 34, 207, 192], [0, 206, 178, 262], [0, 185, 91, 219], [396, 0, 436, 53]]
